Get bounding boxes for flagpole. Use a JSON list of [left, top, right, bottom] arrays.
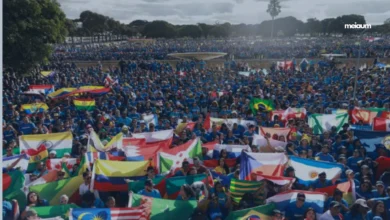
[[353, 28, 369, 101]]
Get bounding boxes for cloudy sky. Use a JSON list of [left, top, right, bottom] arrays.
[[59, 0, 390, 25]]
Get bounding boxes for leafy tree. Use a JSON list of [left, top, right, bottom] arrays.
[[65, 19, 77, 44], [266, 0, 281, 38], [4, 0, 67, 74], [209, 25, 230, 38], [142, 21, 177, 38], [178, 25, 203, 38], [305, 18, 321, 35], [198, 23, 213, 38], [129, 20, 149, 34]]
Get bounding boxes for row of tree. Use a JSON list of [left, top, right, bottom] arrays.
[[67, 13, 390, 40]]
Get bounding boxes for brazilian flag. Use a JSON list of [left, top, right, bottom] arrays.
[[250, 98, 275, 113]]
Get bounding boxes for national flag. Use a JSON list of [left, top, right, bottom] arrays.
[[177, 71, 187, 77], [123, 142, 162, 162], [203, 113, 211, 130], [123, 138, 146, 146], [226, 203, 276, 220], [69, 207, 149, 220], [315, 180, 356, 205], [88, 131, 123, 152], [32, 204, 79, 219], [282, 107, 307, 120], [239, 152, 288, 180], [230, 178, 264, 204], [266, 190, 326, 214], [250, 98, 275, 113], [21, 103, 49, 114], [201, 140, 219, 157], [3, 170, 27, 210], [210, 171, 232, 187], [353, 130, 390, 156], [203, 158, 237, 169], [351, 107, 381, 124], [260, 127, 291, 141], [143, 114, 158, 129], [376, 156, 390, 179], [289, 156, 343, 186], [91, 160, 149, 192], [203, 117, 257, 131], [252, 134, 287, 151], [175, 121, 196, 135], [373, 117, 390, 131], [165, 174, 208, 199], [212, 144, 251, 159], [277, 61, 293, 70], [46, 158, 78, 171], [158, 138, 202, 174], [48, 88, 77, 99], [29, 175, 83, 205], [73, 99, 96, 111], [103, 74, 119, 87], [40, 70, 56, 77], [129, 193, 197, 220], [24, 170, 59, 189], [3, 154, 30, 172], [350, 125, 373, 131], [270, 110, 285, 121], [28, 85, 55, 95], [19, 131, 73, 158], [104, 132, 123, 151], [308, 113, 349, 134], [132, 129, 174, 143], [128, 176, 167, 196], [378, 111, 390, 119], [331, 109, 348, 114], [255, 173, 295, 186]]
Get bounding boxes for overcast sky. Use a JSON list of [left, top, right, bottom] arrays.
[[58, 0, 390, 25]]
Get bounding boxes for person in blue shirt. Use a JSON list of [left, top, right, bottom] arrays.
[[315, 145, 335, 162], [285, 192, 310, 220], [325, 189, 349, 215], [372, 181, 387, 198], [366, 200, 388, 220], [356, 180, 374, 200], [344, 199, 370, 220], [81, 191, 105, 208], [137, 179, 162, 198], [19, 116, 36, 135], [311, 172, 333, 190], [243, 125, 255, 143], [25, 192, 49, 210], [347, 149, 364, 173]]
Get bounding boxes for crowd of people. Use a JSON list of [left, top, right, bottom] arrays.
[[52, 37, 390, 61], [2, 38, 390, 220]]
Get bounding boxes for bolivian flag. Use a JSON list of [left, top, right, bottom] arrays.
[[25, 145, 49, 172], [250, 98, 275, 114], [73, 99, 95, 111]]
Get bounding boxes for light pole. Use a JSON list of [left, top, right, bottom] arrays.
[[353, 28, 369, 100]]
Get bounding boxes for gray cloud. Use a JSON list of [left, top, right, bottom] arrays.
[[325, 1, 390, 17]]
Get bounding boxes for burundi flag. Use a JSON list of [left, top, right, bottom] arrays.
[[158, 138, 202, 174], [230, 178, 264, 204], [21, 103, 49, 114], [19, 131, 73, 158], [69, 207, 149, 220], [91, 160, 149, 192], [3, 170, 27, 210], [73, 99, 96, 111], [250, 98, 275, 113], [308, 113, 349, 134], [129, 192, 197, 220], [31, 204, 78, 219], [226, 203, 276, 220], [29, 175, 84, 205]]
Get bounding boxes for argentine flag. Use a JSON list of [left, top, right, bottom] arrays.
[[289, 156, 343, 186]]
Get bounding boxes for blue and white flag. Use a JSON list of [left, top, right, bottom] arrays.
[[212, 144, 251, 159], [353, 130, 389, 158], [289, 156, 343, 186], [3, 154, 30, 172], [266, 190, 326, 214]]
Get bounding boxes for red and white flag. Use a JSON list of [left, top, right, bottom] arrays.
[[255, 173, 295, 186], [373, 117, 390, 131], [282, 107, 307, 120], [177, 71, 186, 77], [104, 74, 118, 87]]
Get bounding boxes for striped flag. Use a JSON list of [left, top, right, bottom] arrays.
[[69, 207, 149, 220], [230, 178, 264, 204], [40, 71, 56, 77], [373, 117, 390, 131], [255, 173, 295, 186], [28, 85, 55, 95], [73, 99, 95, 111], [21, 103, 49, 114], [3, 154, 30, 172]]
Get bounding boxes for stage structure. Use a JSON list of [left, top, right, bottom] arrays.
[[168, 52, 227, 61]]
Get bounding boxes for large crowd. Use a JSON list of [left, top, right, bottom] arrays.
[[3, 37, 390, 220], [52, 37, 390, 61]]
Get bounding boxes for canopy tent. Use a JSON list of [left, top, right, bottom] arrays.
[[167, 52, 227, 61]]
